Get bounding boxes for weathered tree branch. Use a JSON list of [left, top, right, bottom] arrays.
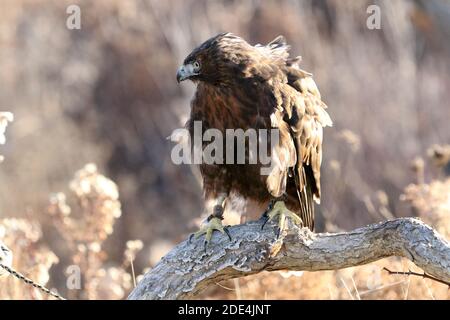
[[128, 217, 450, 300]]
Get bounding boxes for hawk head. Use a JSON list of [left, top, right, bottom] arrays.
[[177, 33, 284, 86]]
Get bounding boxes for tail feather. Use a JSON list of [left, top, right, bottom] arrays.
[[294, 166, 315, 231]]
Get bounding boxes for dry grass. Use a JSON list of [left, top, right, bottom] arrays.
[[1, 146, 142, 299], [0, 218, 59, 299]]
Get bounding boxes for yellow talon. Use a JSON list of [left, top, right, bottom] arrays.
[[265, 201, 303, 234], [190, 216, 231, 245]]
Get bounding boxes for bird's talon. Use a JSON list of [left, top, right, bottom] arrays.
[[224, 226, 232, 241], [275, 226, 282, 239], [189, 215, 228, 246], [262, 201, 303, 236], [261, 214, 270, 230]]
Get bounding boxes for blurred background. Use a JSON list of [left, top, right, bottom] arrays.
[[0, 0, 449, 299]]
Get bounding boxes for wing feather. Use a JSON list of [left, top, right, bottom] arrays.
[[266, 46, 331, 229], [288, 77, 331, 202]]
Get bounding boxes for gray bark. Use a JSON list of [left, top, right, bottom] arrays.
[[128, 217, 450, 300]]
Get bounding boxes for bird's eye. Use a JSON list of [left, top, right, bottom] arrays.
[[193, 61, 200, 70]]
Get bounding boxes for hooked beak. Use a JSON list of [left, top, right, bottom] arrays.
[[176, 63, 198, 83]]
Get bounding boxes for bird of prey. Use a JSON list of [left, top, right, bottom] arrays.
[[176, 33, 332, 244]]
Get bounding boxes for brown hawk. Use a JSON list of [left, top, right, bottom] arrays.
[[176, 33, 332, 244]]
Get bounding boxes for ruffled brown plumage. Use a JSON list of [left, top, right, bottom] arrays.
[[180, 33, 332, 231]]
